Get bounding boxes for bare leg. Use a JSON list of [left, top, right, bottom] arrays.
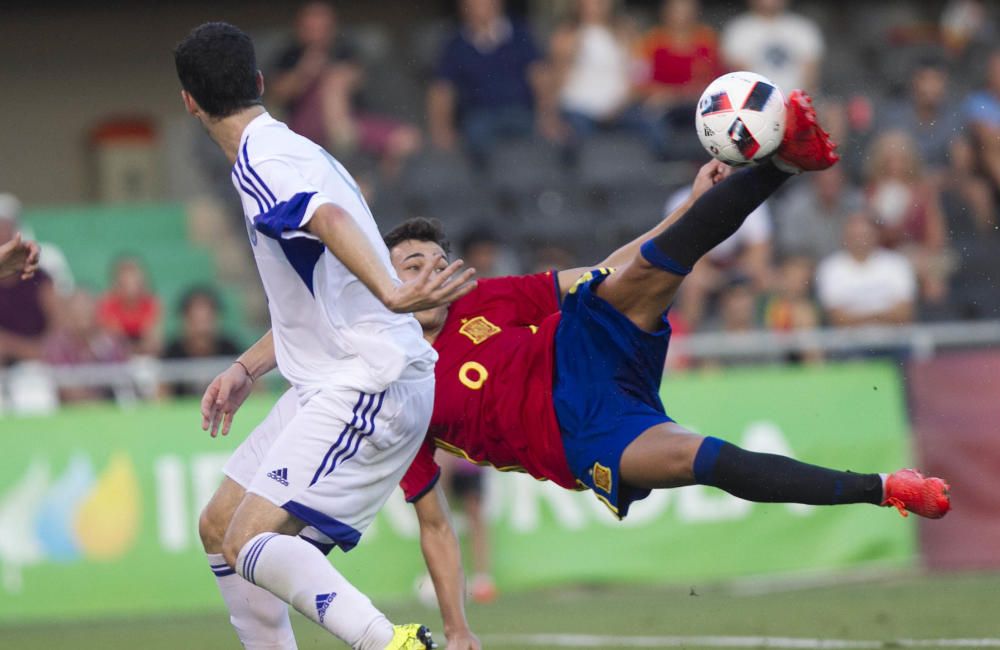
[[199, 476, 247, 554], [221, 494, 395, 650], [619, 422, 704, 489], [620, 423, 884, 505], [201, 479, 298, 650]]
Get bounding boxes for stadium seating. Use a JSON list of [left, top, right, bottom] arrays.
[[22, 203, 253, 345]]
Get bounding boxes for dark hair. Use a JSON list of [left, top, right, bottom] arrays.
[[174, 22, 262, 118], [178, 285, 222, 316], [383, 218, 451, 255]]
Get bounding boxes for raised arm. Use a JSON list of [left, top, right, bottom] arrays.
[[556, 160, 730, 296], [412, 483, 481, 650], [305, 203, 476, 312], [0, 233, 41, 280]]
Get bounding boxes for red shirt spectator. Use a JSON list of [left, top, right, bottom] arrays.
[[635, 0, 721, 98], [98, 256, 162, 355]]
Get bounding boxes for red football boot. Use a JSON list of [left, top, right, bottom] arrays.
[[773, 90, 840, 173], [881, 468, 951, 519]]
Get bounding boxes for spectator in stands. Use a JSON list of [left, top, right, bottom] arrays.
[[666, 184, 774, 328], [163, 286, 241, 398], [43, 288, 128, 404], [763, 255, 823, 363], [98, 256, 162, 356], [717, 275, 758, 334], [0, 195, 40, 281], [963, 49, 1000, 194], [864, 131, 951, 304], [941, 0, 997, 60], [816, 212, 917, 327], [529, 241, 576, 274], [269, 2, 421, 177], [632, 0, 721, 158], [774, 166, 863, 260], [722, 0, 824, 94], [427, 0, 558, 163], [548, 0, 636, 145], [459, 226, 519, 278], [880, 57, 964, 173], [0, 197, 56, 364]]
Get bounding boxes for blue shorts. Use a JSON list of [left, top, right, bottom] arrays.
[[553, 269, 673, 519]]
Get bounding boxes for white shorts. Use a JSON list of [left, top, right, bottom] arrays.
[[223, 375, 433, 552]]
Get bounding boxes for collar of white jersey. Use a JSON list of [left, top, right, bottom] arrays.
[[239, 111, 280, 147]]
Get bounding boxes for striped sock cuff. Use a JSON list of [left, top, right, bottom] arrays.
[[237, 533, 280, 585], [206, 552, 236, 578], [640, 241, 692, 276]]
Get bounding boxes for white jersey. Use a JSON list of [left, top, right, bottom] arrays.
[[231, 112, 435, 396]]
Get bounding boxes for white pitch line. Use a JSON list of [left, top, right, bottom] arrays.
[[479, 634, 1000, 648]]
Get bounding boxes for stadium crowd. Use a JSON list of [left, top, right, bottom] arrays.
[[257, 0, 1000, 343], [1, 0, 999, 406]]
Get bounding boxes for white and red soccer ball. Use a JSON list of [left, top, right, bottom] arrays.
[[695, 71, 786, 167]]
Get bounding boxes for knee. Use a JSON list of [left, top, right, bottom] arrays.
[[198, 504, 231, 555], [221, 526, 249, 570]]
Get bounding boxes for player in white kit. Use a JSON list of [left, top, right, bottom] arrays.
[[174, 22, 475, 650]]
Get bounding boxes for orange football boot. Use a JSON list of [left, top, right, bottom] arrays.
[[882, 468, 951, 519], [773, 89, 840, 173]]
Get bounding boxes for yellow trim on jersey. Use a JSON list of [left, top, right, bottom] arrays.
[[433, 438, 529, 475], [433, 438, 590, 493], [576, 480, 624, 520]]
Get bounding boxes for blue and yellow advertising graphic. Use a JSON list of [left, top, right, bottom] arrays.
[[0, 362, 916, 622]]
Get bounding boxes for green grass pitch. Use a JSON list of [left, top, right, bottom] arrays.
[[4, 572, 997, 649]]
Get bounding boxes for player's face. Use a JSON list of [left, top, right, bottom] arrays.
[[390, 239, 451, 333]]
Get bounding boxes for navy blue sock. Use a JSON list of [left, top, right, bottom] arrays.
[[693, 436, 883, 505], [641, 161, 791, 274]]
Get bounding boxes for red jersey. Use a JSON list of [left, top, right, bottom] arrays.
[[636, 25, 721, 90], [399, 272, 578, 501]]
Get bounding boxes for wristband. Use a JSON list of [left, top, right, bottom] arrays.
[[234, 360, 255, 383]]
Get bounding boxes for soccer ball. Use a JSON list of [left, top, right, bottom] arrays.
[[695, 71, 786, 167]]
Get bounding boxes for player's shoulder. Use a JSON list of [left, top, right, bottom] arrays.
[[242, 114, 315, 163], [477, 272, 556, 299], [443, 272, 556, 319]]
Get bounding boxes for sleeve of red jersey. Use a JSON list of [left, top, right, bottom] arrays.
[[399, 438, 441, 503], [478, 271, 562, 323]]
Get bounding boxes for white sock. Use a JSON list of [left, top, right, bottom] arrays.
[[236, 533, 393, 650], [208, 552, 297, 650], [880, 473, 889, 501]]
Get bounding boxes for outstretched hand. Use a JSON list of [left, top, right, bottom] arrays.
[[445, 630, 481, 650], [0, 233, 41, 280], [201, 363, 255, 437], [384, 257, 477, 314], [690, 159, 732, 201]]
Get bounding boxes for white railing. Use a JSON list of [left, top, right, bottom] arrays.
[[1, 320, 998, 413], [673, 320, 1000, 362]]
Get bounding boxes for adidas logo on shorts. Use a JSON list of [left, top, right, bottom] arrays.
[[315, 592, 337, 623], [267, 467, 289, 486]]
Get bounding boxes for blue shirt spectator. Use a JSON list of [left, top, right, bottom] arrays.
[[962, 49, 1000, 195], [436, 19, 540, 117], [963, 89, 1000, 129], [427, 0, 557, 163]]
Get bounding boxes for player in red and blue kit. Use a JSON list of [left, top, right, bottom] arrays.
[[201, 91, 952, 650], [388, 91, 951, 648]]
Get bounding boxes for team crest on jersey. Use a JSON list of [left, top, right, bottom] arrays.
[[592, 462, 613, 494], [459, 316, 501, 344]]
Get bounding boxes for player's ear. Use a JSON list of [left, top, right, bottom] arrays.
[[256, 70, 265, 98], [180, 90, 198, 117]]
